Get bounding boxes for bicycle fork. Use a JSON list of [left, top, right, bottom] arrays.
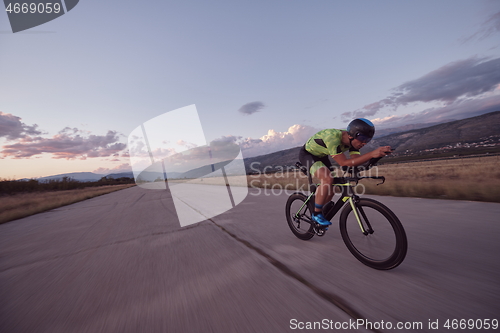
[[348, 196, 374, 236]]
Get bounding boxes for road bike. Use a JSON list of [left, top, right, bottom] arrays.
[[285, 155, 407, 270]]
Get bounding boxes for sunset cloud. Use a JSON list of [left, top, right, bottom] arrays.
[[93, 163, 132, 175], [239, 124, 318, 157], [198, 125, 318, 158], [1, 127, 127, 159]]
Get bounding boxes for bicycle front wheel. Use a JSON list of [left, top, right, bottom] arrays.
[[340, 198, 407, 270], [285, 193, 315, 240]]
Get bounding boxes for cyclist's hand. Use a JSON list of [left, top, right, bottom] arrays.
[[371, 146, 392, 158]]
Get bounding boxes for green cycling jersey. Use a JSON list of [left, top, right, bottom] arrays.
[[303, 129, 360, 176], [305, 128, 360, 157]]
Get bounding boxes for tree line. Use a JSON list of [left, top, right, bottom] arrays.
[[0, 177, 135, 195]]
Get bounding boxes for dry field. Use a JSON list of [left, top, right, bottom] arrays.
[[358, 156, 500, 202], [246, 156, 500, 203], [155, 156, 500, 203], [0, 184, 136, 224]]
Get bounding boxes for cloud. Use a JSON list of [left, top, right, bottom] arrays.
[[1, 129, 127, 159], [161, 136, 243, 171], [176, 139, 198, 149], [239, 124, 318, 157], [0, 112, 42, 140], [0, 113, 129, 159], [462, 11, 500, 43], [238, 101, 265, 115], [93, 163, 132, 175], [371, 94, 500, 129], [343, 57, 500, 121], [395, 57, 500, 103]]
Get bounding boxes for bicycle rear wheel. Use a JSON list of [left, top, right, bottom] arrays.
[[285, 193, 315, 240], [340, 198, 407, 269]]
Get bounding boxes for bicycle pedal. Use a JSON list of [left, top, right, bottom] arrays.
[[315, 228, 327, 236], [314, 223, 328, 230]]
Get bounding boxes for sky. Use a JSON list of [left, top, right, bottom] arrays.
[[1, 0, 500, 179]]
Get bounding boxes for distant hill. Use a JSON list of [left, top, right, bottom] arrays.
[[105, 172, 134, 179], [375, 122, 443, 137], [33, 172, 104, 182], [24, 170, 182, 183], [368, 111, 500, 153], [23, 171, 133, 182]]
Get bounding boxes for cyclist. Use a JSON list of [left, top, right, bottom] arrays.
[[298, 118, 392, 226]]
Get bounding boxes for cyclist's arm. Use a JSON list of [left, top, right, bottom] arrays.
[[332, 152, 373, 167], [332, 146, 391, 167]]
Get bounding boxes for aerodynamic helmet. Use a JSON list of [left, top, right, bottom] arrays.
[[347, 118, 375, 143]]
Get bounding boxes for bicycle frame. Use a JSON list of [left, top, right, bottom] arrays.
[[295, 176, 380, 235], [294, 161, 385, 234]]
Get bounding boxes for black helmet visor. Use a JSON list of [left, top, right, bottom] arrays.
[[355, 133, 372, 143]]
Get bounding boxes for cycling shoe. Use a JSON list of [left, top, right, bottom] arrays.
[[312, 213, 332, 226]]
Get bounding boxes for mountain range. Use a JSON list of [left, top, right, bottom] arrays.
[[25, 172, 109, 182], [374, 121, 444, 137], [27, 171, 172, 183], [368, 111, 500, 153]]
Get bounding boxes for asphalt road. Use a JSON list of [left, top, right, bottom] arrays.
[[1, 184, 499, 333]]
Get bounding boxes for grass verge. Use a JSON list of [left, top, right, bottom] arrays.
[[0, 184, 136, 225]]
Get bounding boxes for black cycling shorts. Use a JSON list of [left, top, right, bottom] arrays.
[[298, 145, 334, 176]]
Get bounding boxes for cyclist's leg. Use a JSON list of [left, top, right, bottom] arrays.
[[309, 161, 333, 226], [313, 166, 334, 213], [299, 146, 334, 226]]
